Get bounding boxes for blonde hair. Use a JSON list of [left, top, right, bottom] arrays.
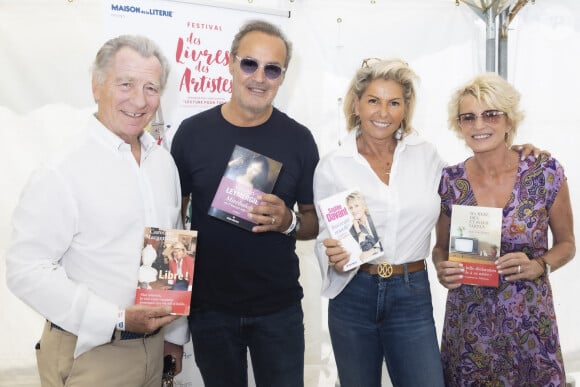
[[345, 191, 369, 215], [447, 72, 525, 146], [343, 58, 418, 134]]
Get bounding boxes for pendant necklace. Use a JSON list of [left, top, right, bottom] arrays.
[[385, 161, 392, 175]]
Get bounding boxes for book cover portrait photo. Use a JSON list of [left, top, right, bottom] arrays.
[[318, 188, 384, 271], [208, 145, 283, 231], [135, 227, 198, 315]]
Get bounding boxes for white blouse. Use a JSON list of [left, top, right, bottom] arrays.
[[313, 128, 446, 298]]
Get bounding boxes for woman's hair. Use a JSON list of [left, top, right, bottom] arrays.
[[92, 35, 170, 91], [343, 58, 419, 135], [345, 191, 369, 215], [230, 20, 293, 69], [447, 72, 525, 146]]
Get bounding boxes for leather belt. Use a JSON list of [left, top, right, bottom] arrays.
[[359, 259, 426, 278], [50, 322, 160, 340]]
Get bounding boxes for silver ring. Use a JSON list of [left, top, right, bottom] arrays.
[[271, 216, 276, 225], [518, 265, 521, 274]]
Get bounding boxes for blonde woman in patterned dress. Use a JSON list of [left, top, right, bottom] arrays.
[[432, 72, 575, 386]]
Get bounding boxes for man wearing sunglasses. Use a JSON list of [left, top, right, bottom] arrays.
[[171, 20, 319, 387]]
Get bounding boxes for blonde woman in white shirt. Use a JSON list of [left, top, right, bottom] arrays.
[[314, 58, 446, 387]]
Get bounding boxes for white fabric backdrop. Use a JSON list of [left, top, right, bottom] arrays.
[[1, 1, 579, 386]]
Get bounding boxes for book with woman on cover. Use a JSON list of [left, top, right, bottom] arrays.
[[135, 227, 197, 315], [208, 144, 283, 231], [317, 188, 384, 271], [448, 204, 502, 287]]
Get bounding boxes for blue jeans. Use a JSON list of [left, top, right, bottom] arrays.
[[189, 303, 305, 387], [329, 268, 444, 387]]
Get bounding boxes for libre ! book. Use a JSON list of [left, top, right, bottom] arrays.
[[208, 145, 282, 231], [135, 227, 197, 315], [448, 204, 503, 287], [317, 188, 384, 271]]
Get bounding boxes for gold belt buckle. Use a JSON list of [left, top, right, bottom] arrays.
[[377, 263, 393, 278]]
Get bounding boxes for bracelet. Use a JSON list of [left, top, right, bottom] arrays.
[[534, 257, 546, 270], [117, 309, 126, 331], [534, 257, 551, 277], [282, 208, 297, 235]]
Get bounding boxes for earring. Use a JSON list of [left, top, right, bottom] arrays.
[[394, 125, 403, 140]]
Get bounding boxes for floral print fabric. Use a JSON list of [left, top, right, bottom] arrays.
[[438, 154, 566, 386]]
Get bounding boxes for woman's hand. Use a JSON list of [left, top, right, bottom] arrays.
[[496, 252, 545, 281], [323, 238, 350, 272], [435, 260, 464, 290], [511, 144, 550, 160]]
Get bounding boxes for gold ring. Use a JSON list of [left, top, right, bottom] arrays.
[[518, 265, 521, 274], [271, 216, 276, 225]]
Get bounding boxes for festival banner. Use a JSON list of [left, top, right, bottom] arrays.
[[104, 0, 289, 145]]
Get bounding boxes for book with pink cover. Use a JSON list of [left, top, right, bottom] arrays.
[[317, 188, 384, 271], [135, 227, 197, 315], [208, 145, 282, 231], [448, 204, 502, 287]]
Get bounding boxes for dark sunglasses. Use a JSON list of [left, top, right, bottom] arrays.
[[235, 56, 286, 80]]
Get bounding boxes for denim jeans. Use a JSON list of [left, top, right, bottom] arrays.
[[189, 303, 305, 387], [329, 267, 444, 387]]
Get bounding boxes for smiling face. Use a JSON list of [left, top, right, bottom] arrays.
[[355, 79, 406, 141], [172, 248, 185, 261], [347, 198, 366, 221], [228, 31, 287, 119], [92, 46, 162, 146], [458, 95, 510, 153]]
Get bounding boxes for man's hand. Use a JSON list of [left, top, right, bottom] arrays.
[[248, 193, 291, 233], [124, 304, 179, 334]]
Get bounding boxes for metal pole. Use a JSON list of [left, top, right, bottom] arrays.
[[498, 8, 509, 79], [484, 7, 497, 73]]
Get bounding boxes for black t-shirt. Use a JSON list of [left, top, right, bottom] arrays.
[[171, 105, 319, 316]]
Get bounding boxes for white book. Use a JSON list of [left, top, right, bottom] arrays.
[[317, 188, 384, 271]]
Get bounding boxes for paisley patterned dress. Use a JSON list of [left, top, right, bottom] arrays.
[[439, 154, 566, 387]]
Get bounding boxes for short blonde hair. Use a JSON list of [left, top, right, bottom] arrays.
[[345, 191, 369, 215], [447, 72, 525, 146]]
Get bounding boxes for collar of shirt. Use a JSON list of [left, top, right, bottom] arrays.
[[88, 114, 156, 160]]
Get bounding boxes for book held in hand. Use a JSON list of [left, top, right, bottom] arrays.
[[448, 204, 502, 287], [135, 227, 197, 315], [208, 145, 283, 231], [317, 188, 384, 271]]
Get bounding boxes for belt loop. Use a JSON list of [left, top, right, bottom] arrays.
[[403, 263, 410, 284]]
